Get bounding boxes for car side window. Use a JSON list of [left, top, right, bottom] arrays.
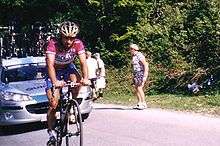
[[5, 68, 18, 82], [17, 66, 38, 80], [0, 67, 7, 83], [3, 63, 46, 83], [37, 65, 47, 78]]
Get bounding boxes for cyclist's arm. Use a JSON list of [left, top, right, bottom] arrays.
[[78, 52, 88, 80], [46, 53, 57, 84]]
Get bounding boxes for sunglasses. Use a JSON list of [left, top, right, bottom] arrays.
[[62, 35, 75, 40]]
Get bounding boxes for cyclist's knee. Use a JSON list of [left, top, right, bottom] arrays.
[[48, 106, 57, 115]]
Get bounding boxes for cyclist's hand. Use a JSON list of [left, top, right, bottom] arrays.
[[53, 80, 66, 88], [80, 78, 90, 86]]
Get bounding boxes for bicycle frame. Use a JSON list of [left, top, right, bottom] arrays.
[[54, 82, 83, 146]]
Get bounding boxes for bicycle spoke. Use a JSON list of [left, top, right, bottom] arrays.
[[50, 82, 84, 146], [65, 100, 83, 146]]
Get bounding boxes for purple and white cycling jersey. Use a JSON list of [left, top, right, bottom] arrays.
[[46, 38, 85, 65]]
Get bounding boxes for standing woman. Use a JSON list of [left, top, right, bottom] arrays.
[[129, 43, 149, 110]]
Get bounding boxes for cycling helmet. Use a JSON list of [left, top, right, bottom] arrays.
[[59, 21, 79, 37]]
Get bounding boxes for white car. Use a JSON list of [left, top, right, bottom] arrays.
[[0, 56, 93, 126]]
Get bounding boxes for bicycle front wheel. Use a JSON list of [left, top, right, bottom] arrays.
[[66, 99, 83, 146]]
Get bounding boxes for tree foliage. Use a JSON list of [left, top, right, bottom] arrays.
[[0, 0, 220, 94]]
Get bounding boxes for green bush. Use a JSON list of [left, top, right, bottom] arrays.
[[105, 66, 133, 96]]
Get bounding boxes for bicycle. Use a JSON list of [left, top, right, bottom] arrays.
[[47, 81, 83, 146]]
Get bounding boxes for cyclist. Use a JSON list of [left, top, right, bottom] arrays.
[[86, 51, 98, 99], [45, 21, 89, 144], [94, 53, 106, 99]]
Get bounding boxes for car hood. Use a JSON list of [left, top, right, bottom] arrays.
[[8, 79, 46, 96], [0, 82, 25, 94]]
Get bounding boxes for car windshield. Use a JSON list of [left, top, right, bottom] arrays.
[[2, 63, 47, 83]]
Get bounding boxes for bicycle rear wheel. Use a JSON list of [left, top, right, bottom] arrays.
[[65, 99, 83, 146]]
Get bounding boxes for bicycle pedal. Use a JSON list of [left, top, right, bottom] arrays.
[[75, 131, 80, 136], [67, 132, 77, 137], [47, 143, 56, 146], [47, 136, 56, 146], [47, 140, 56, 146]]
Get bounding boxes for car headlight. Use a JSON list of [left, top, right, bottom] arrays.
[[0, 91, 33, 101]]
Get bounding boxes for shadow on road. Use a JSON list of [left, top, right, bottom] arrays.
[[94, 107, 136, 111], [0, 122, 47, 136]]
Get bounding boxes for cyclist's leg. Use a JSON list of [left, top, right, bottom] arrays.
[[65, 64, 81, 124], [68, 73, 81, 124], [90, 78, 97, 98], [97, 77, 106, 98], [67, 63, 81, 98], [45, 77, 60, 144], [46, 88, 60, 130], [99, 88, 104, 98], [69, 73, 80, 98]]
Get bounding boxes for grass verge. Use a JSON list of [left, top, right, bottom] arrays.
[[96, 93, 220, 116]]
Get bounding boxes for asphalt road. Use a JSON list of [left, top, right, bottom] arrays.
[[0, 103, 220, 146]]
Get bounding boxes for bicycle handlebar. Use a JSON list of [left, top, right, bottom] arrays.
[[65, 81, 81, 88], [51, 81, 81, 91], [50, 81, 79, 97], [0, 27, 9, 30], [50, 80, 91, 97]]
